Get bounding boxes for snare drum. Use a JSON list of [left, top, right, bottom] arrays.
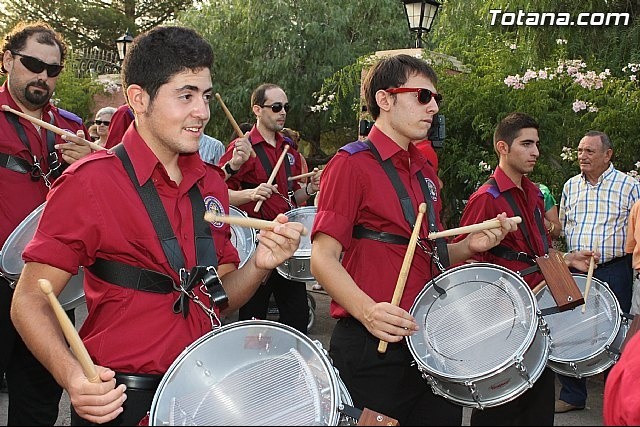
[[0, 202, 85, 310], [537, 274, 629, 378], [229, 206, 257, 268], [149, 320, 354, 426], [276, 206, 316, 282], [407, 263, 550, 409]]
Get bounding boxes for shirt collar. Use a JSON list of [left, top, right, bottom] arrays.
[[581, 163, 614, 185], [121, 124, 206, 188], [248, 125, 286, 149], [367, 125, 427, 170]]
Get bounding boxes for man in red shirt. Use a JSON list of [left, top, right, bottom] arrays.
[[455, 112, 595, 426], [310, 54, 518, 425], [0, 21, 92, 425], [219, 83, 321, 334], [10, 26, 304, 426], [603, 330, 640, 425]]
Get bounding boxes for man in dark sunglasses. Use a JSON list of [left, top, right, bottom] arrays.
[[0, 21, 92, 426], [219, 83, 322, 335]]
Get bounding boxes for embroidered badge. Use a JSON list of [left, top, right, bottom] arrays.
[[287, 153, 295, 166], [425, 178, 438, 202], [204, 196, 225, 228]]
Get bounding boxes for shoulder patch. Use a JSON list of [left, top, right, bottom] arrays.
[[339, 140, 370, 155], [57, 108, 83, 125]]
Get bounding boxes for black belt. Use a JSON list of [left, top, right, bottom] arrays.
[[0, 152, 31, 174], [88, 258, 175, 294], [115, 372, 163, 391], [600, 255, 629, 269], [352, 225, 409, 245]]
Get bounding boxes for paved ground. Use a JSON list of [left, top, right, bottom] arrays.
[[1, 286, 605, 426]]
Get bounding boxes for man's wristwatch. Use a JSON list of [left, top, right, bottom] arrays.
[[224, 162, 239, 176]]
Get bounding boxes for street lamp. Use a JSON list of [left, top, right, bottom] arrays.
[[115, 30, 134, 63], [402, 0, 442, 48]]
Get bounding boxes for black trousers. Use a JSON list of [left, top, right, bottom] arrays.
[[329, 317, 463, 426], [470, 367, 555, 426], [1, 277, 75, 426], [238, 270, 309, 334]]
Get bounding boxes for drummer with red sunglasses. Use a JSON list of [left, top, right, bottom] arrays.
[[0, 21, 93, 426], [310, 54, 519, 426]]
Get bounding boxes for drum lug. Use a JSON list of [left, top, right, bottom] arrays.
[[539, 316, 551, 336], [568, 362, 581, 378], [514, 357, 531, 383], [465, 381, 484, 410]]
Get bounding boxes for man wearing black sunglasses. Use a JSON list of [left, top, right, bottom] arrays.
[[0, 21, 92, 426], [219, 83, 322, 334]]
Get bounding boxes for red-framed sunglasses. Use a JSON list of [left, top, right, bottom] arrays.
[[385, 87, 442, 105]]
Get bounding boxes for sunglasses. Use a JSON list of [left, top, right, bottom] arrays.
[[10, 51, 63, 77], [94, 120, 110, 126], [261, 102, 290, 113], [90, 135, 100, 141], [385, 87, 442, 105]]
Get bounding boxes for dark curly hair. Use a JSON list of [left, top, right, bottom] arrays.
[[1, 21, 67, 74]]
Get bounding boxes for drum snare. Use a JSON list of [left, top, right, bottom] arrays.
[[407, 263, 550, 409], [276, 206, 316, 282], [228, 206, 257, 268]]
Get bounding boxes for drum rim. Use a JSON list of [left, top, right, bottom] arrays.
[[540, 273, 622, 364], [407, 262, 539, 380], [0, 202, 47, 277], [149, 319, 342, 426], [228, 206, 257, 268]]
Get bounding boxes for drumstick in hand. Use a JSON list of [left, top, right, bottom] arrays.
[[2, 105, 105, 152], [287, 168, 320, 182], [214, 93, 255, 158], [427, 216, 522, 240], [254, 144, 290, 213], [39, 279, 100, 383], [378, 203, 427, 354], [582, 253, 597, 314], [204, 211, 308, 236]]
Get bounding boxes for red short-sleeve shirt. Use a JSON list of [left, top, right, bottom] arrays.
[[311, 126, 443, 317], [23, 125, 239, 374]]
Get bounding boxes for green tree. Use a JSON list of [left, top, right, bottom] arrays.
[[0, 0, 199, 51], [178, 0, 412, 164]]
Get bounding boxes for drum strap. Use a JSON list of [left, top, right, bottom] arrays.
[[4, 110, 66, 182], [0, 152, 32, 174], [253, 143, 297, 207], [352, 224, 409, 245], [364, 139, 450, 269], [88, 145, 227, 317]]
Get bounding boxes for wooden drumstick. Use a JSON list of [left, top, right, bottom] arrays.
[[427, 216, 522, 240], [38, 278, 100, 383], [214, 93, 256, 158], [287, 168, 320, 182], [254, 144, 290, 213], [378, 203, 427, 354], [204, 211, 308, 236], [582, 253, 596, 314], [1, 105, 105, 152], [532, 280, 547, 296]]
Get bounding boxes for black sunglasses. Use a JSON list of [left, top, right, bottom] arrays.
[[385, 87, 442, 105], [10, 51, 63, 77], [90, 135, 100, 141], [94, 120, 110, 126], [261, 102, 290, 113]]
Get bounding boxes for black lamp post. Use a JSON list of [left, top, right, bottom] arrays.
[[115, 30, 134, 63], [401, 0, 442, 48]]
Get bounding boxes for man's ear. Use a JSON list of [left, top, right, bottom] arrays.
[[375, 89, 392, 113], [126, 85, 148, 115], [495, 140, 509, 155]]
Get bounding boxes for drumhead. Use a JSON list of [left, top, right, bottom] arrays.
[[537, 274, 621, 363], [229, 206, 257, 268], [0, 202, 46, 278], [150, 320, 344, 426], [408, 263, 538, 380]]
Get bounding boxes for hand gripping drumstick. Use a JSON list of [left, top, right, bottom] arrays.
[[254, 144, 290, 213], [378, 203, 427, 354], [39, 279, 100, 383], [2, 105, 105, 153], [427, 216, 522, 240], [214, 93, 256, 158], [204, 211, 308, 236]]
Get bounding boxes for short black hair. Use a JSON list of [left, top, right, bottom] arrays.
[[362, 54, 438, 120], [493, 112, 539, 154], [121, 26, 213, 103], [1, 21, 67, 74], [250, 83, 282, 110]]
